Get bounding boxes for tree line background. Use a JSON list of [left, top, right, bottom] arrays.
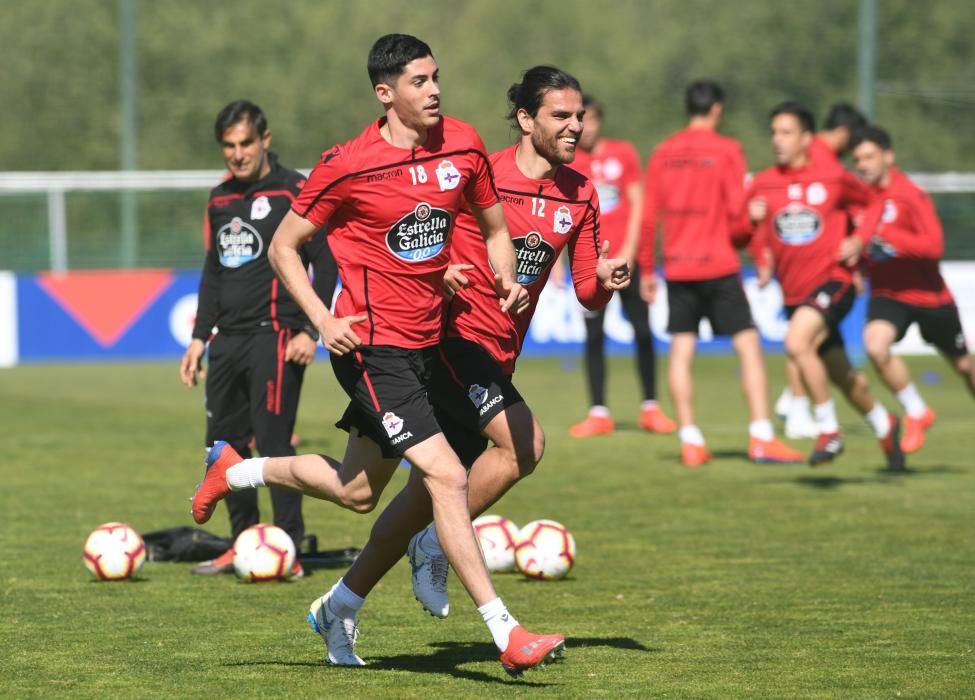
[[1, 0, 972, 270]]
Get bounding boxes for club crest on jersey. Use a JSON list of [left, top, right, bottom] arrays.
[[553, 205, 574, 234], [787, 184, 803, 201], [882, 199, 898, 223], [382, 411, 404, 437], [468, 384, 489, 408], [387, 202, 452, 262], [250, 195, 271, 220], [513, 232, 557, 285], [806, 182, 828, 206], [436, 160, 462, 191], [774, 204, 822, 246], [217, 217, 264, 267]]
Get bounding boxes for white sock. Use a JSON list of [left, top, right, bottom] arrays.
[[226, 457, 267, 491], [791, 395, 811, 414], [641, 400, 658, 411], [813, 400, 839, 434], [589, 405, 610, 418], [478, 597, 519, 651], [419, 526, 443, 557], [866, 403, 891, 439], [679, 425, 705, 446], [896, 383, 927, 419], [749, 419, 774, 442], [327, 578, 365, 619]]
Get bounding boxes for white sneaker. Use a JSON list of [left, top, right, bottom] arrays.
[[307, 587, 365, 666], [785, 411, 819, 440], [774, 388, 792, 421], [408, 528, 450, 618]]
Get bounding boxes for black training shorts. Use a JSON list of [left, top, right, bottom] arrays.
[[666, 273, 755, 336], [868, 296, 968, 358], [785, 279, 856, 356]]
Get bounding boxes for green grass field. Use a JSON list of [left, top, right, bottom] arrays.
[[2, 355, 973, 698]]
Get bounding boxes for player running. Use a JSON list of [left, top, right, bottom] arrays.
[[642, 80, 803, 467], [747, 102, 904, 470], [852, 125, 974, 453], [291, 66, 629, 675], [567, 95, 675, 438], [189, 34, 563, 674]]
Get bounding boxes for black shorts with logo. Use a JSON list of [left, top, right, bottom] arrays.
[[868, 296, 968, 358], [785, 279, 856, 356], [429, 337, 525, 468], [331, 345, 443, 458], [666, 273, 755, 336]]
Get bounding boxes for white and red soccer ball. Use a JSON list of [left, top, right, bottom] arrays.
[[83, 522, 146, 581], [473, 514, 519, 573], [232, 524, 296, 582], [514, 519, 576, 580]]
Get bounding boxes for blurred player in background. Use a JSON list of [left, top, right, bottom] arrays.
[[189, 34, 564, 674], [642, 80, 802, 467], [776, 102, 868, 438], [307, 67, 629, 668], [852, 125, 974, 453], [179, 100, 336, 577], [748, 101, 903, 470], [567, 95, 674, 438]]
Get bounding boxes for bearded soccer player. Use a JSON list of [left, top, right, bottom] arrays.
[[641, 80, 802, 467], [189, 34, 563, 673], [298, 67, 629, 673], [852, 126, 974, 453], [566, 95, 674, 438], [747, 102, 904, 470], [777, 102, 868, 436]]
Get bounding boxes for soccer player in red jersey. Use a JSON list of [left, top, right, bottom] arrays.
[[298, 67, 629, 673], [566, 95, 675, 438], [852, 125, 974, 454], [777, 103, 868, 437], [747, 102, 904, 469], [642, 80, 802, 467], [189, 35, 562, 673]]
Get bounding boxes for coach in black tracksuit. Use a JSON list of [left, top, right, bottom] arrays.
[[179, 100, 337, 575]]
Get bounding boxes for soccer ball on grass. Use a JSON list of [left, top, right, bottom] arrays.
[[472, 514, 519, 573], [514, 519, 576, 580], [233, 524, 296, 582], [83, 522, 146, 581]]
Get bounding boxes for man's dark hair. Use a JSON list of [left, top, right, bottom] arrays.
[[824, 102, 867, 133], [850, 124, 893, 151], [770, 100, 816, 133], [506, 65, 582, 126], [214, 100, 267, 142], [685, 80, 724, 116], [367, 34, 434, 87], [582, 94, 603, 118]]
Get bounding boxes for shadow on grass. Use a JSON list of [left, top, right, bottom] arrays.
[[761, 463, 964, 490], [224, 636, 655, 685]]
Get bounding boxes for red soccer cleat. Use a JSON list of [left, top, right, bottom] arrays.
[[681, 442, 712, 468], [498, 626, 566, 677], [569, 414, 614, 438], [190, 547, 235, 575], [879, 414, 906, 472], [640, 406, 676, 434], [809, 432, 844, 466], [191, 441, 241, 524], [748, 437, 804, 464], [900, 408, 935, 454]]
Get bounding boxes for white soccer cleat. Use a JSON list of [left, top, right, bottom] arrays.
[[785, 410, 819, 440], [307, 588, 365, 666], [774, 388, 793, 422], [408, 528, 450, 618]]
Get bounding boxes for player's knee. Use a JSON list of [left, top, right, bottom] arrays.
[[863, 333, 890, 365], [783, 333, 807, 361], [844, 369, 869, 396], [342, 485, 380, 514]]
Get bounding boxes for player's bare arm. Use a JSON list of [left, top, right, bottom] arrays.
[[469, 201, 530, 314], [179, 338, 206, 388], [269, 210, 365, 355]]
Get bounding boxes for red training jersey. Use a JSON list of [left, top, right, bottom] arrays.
[[447, 145, 609, 374], [855, 167, 953, 307], [640, 127, 751, 281], [808, 135, 842, 169], [748, 160, 875, 305], [572, 138, 641, 258], [293, 116, 498, 348]]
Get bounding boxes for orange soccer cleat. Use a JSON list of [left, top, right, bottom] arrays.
[[569, 414, 615, 438], [639, 406, 676, 434], [900, 408, 935, 454], [681, 442, 712, 468], [191, 441, 241, 524], [190, 547, 235, 575], [498, 626, 566, 677], [748, 437, 804, 464]]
